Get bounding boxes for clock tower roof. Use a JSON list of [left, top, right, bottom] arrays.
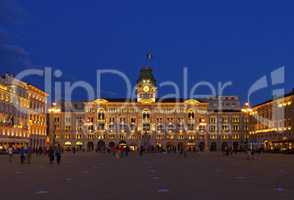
[[137, 66, 156, 85]]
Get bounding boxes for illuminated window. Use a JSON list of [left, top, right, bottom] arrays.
[[233, 125, 239, 131], [65, 134, 71, 139], [65, 117, 71, 123], [97, 123, 105, 130], [222, 125, 229, 132], [209, 117, 216, 123], [178, 135, 184, 140], [131, 118, 136, 123], [142, 110, 150, 120], [232, 116, 240, 123], [97, 110, 105, 120], [188, 135, 195, 140], [210, 125, 216, 132], [188, 124, 194, 130], [222, 116, 228, 123], [88, 134, 95, 139], [188, 110, 195, 120], [199, 125, 206, 131], [88, 125, 94, 131]]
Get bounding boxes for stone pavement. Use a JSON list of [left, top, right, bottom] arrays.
[[0, 152, 293, 200]]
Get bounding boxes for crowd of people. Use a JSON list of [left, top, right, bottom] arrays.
[[223, 145, 257, 160], [4, 144, 63, 164], [94, 144, 188, 159], [6, 145, 34, 164], [2, 143, 260, 165]]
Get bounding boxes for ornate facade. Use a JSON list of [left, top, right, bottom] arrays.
[[48, 66, 249, 151], [0, 74, 48, 150], [248, 90, 294, 152], [1, 66, 293, 153]]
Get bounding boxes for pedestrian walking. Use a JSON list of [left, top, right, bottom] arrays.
[[125, 146, 130, 157], [27, 145, 33, 164], [225, 146, 229, 156], [7, 145, 13, 163], [55, 144, 62, 164], [19, 146, 26, 164], [183, 147, 187, 158], [119, 146, 124, 159], [48, 146, 55, 164], [251, 148, 255, 160], [182, 144, 188, 158], [139, 146, 144, 157], [111, 146, 116, 158], [72, 146, 76, 154], [38, 146, 43, 156], [247, 149, 252, 160], [229, 146, 233, 156]]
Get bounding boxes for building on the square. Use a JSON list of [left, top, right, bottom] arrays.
[[48, 65, 249, 152], [207, 96, 248, 151], [0, 74, 48, 150], [248, 90, 294, 152], [207, 96, 241, 112], [207, 109, 249, 151]]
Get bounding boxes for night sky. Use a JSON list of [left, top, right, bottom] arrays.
[[1, 0, 294, 105]]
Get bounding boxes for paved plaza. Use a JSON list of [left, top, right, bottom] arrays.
[[0, 152, 293, 200]]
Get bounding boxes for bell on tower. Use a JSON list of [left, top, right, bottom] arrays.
[[136, 52, 157, 103]]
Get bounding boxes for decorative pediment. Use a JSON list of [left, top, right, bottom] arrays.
[[94, 99, 108, 104], [184, 99, 201, 105]]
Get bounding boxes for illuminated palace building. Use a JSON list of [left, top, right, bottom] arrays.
[[0, 65, 293, 152], [48, 66, 251, 152], [0, 74, 48, 150]]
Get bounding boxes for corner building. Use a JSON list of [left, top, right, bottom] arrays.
[[0, 74, 48, 150], [49, 66, 249, 151], [248, 90, 294, 152]]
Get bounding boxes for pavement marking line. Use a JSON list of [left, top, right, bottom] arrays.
[[233, 176, 248, 180], [275, 187, 286, 192], [157, 188, 169, 193], [65, 178, 73, 182], [152, 176, 160, 180], [35, 190, 49, 195]]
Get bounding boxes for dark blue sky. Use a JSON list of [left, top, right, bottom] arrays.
[[1, 0, 294, 105]]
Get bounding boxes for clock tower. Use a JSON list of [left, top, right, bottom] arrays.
[[136, 66, 157, 104]]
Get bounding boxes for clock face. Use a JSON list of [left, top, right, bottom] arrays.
[[143, 85, 150, 92]]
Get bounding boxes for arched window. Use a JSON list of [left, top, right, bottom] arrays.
[[188, 110, 195, 120], [142, 110, 150, 120], [97, 109, 105, 120]]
